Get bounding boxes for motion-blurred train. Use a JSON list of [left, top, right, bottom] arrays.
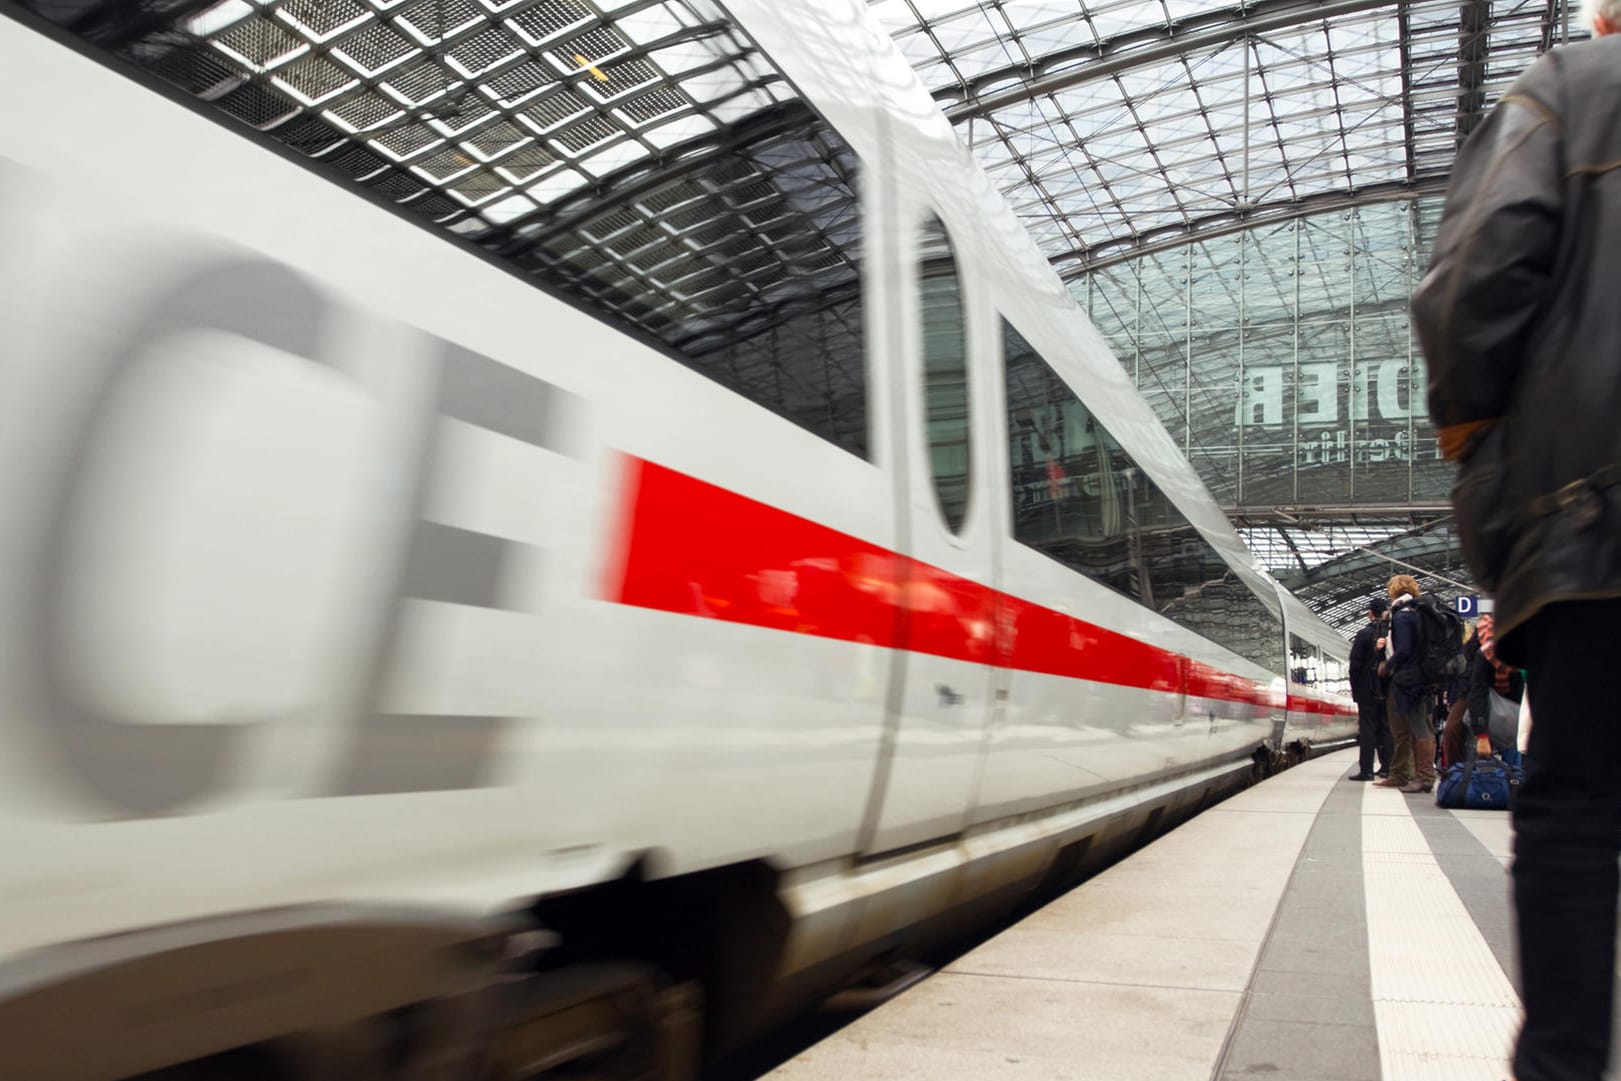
[[0, 0, 1356, 1076]]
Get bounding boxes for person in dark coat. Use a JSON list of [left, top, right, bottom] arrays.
[[1374, 576, 1433, 793], [1346, 597, 1392, 780], [1411, 3, 1621, 1076]]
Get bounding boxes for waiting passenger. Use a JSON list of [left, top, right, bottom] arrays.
[[1467, 615, 1524, 765], [1347, 596, 1392, 781], [1442, 620, 1485, 767], [1412, 1, 1621, 1075], [1375, 575, 1435, 793]]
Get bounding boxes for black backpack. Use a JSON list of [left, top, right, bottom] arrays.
[[1395, 595, 1467, 689]]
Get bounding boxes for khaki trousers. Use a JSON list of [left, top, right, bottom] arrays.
[[1387, 722, 1415, 786]]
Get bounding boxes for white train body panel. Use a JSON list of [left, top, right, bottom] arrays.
[[0, 0, 1356, 1060]]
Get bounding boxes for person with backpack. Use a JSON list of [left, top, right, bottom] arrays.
[[1376, 575, 1462, 794]]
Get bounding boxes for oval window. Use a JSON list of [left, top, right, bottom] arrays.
[[920, 214, 970, 534]]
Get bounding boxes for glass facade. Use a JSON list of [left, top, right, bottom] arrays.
[[1078, 198, 1450, 512]]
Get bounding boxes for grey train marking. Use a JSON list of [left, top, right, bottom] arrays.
[[439, 343, 574, 455], [29, 259, 328, 818], [398, 521, 517, 611], [27, 253, 580, 817]]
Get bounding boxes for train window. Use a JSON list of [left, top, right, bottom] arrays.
[[1005, 321, 1144, 601], [1289, 635, 1320, 687], [1153, 551, 1286, 676], [920, 215, 970, 534], [1004, 319, 1285, 674], [31, 0, 869, 457], [1322, 653, 1351, 697]]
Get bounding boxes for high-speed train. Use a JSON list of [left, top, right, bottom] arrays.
[[0, 0, 1356, 1076]]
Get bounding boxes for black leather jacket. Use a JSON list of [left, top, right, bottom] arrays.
[[1414, 34, 1621, 666]]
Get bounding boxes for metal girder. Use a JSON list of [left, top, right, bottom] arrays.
[[1281, 521, 1472, 613], [1456, 0, 1491, 148], [1226, 503, 1452, 524], [1048, 175, 1448, 277], [937, 0, 1399, 123], [1540, 0, 1562, 51], [1276, 528, 1311, 575], [1397, 2, 1418, 182]]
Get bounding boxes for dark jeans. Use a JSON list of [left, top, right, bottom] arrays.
[[1356, 698, 1391, 775], [1512, 598, 1621, 1081]]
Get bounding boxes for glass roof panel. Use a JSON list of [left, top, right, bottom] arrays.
[[880, 0, 1588, 275]]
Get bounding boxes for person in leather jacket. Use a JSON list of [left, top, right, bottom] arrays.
[[1411, 3, 1621, 1077]]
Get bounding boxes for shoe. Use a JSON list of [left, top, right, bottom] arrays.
[[1347, 773, 1374, 781], [1375, 770, 1390, 778], [1400, 781, 1433, 794], [1372, 777, 1404, 787]]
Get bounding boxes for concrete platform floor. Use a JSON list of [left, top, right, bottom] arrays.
[[766, 750, 1545, 1081]]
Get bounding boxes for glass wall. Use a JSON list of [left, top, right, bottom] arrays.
[[1079, 199, 1449, 510]]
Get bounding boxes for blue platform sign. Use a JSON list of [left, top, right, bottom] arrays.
[[1456, 595, 1480, 617]]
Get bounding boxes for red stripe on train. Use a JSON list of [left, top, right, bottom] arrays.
[[608, 455, 1310, 711], [1287, 694, 1359, 718]]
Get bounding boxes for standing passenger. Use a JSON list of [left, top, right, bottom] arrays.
[[1467, 614, 1524, 763], [1376, 575, 1434, 794], [1411, 2, 1621, 1077], [1347, 597, 1391, 781], [1441, 621, 1483, 768]]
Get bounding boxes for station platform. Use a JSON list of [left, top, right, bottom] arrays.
[[767, 750, 1534, 1081]]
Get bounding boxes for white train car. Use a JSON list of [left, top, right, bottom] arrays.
[[0, 0, 1356, 1076]]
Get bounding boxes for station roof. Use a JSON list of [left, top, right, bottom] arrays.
[[872, 0, 1585, 276]]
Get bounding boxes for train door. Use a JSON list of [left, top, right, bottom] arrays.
[[860, 206, 1000, 855]]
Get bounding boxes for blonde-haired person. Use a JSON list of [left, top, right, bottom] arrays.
[[1374, 575, 1435, 792], [1413, 2, 1621, 1076]]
